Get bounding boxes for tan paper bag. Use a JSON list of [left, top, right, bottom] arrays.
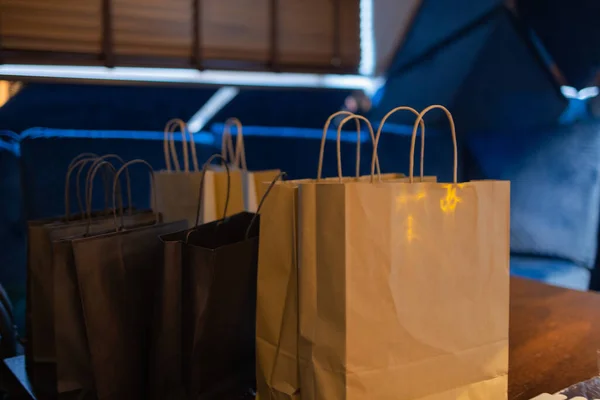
[[220, 118, 281, 213], [154, 119, 217, 225], [297, 106, 510, 400], [256, 111, 425, 400], [297, 111, 434, 400]]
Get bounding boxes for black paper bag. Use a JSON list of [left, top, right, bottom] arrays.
[[183, 211, 260, 399], [25, 154, 138, 396], [149, 229, 186, 400], [52, 213, 157, 396], [152, 215, 261, 400], [69, 159, 187, 400], [71, 219, 186, 400]]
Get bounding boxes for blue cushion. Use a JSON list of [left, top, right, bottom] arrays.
[[0, 133, 26, 331], [511, 255, 591, 291], [468, 120, 600, 268]]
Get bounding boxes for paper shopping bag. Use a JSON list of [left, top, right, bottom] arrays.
[[52, 157, 157, 396], [71, 160, 187, 400], [220, 118, 281, 213], [255, 111, 428, 400], [149, 154, 232, 400], [181, 211, 260, 398], [297, 105, 510, 400], [154, 119, 217, 226], [26, 154, 150, 396], [256, 180, 301, 400], [148, 227, 186, 400], [294, 110, 436, 399], [150, 154, 273, 399]]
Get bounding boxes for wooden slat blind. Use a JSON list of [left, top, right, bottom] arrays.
[[1, 0, 102, 54], [202, 0, 271, 63], [0, 0, 360, 73], [113, 0, 192, 59]]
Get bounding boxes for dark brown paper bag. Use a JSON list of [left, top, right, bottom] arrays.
[[152, 212, 261, 400], [26, 154, 139, 396], [183, 211, 260, 399], [72, 219, 185, 400], [151, 154, 281, 399], [52, 215, 157, 395], [53, 157, 152, 396], [148, 229, 186, 400], [68, 159, 187, 400], [150, 153, 233, 399]]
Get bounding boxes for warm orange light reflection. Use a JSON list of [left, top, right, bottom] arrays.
[[396, 191, 426, 210], [405, 215, 417, 242], [440, 184, 464, 213]]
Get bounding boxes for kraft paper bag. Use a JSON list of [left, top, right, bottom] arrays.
[[53, 157, 156, 396], [154, 119, 217, 225], [256, 180, 301, 400], [151, 155, 276, 399], [182, 211, 260, 399], [71, 160, 187, 400], [26, 154, 145, 396], [212, 165, 245, 217], [256, 112, 424, 400], [296, 110, 435, 400], [297, 106, 510, 400], [149, 228, 186, 400], [150, 154, 231, 400], [220, 118, 281, 213]]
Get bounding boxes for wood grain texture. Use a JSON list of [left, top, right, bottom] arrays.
[[0, 0, 359, 71], [509, 277, 600, 400], [0, 0, 102, 53], [113, 0, 192, 58], [202, 0, 270, 62], [2, 277, 600, 399]]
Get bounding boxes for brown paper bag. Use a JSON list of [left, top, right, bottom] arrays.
[[150, 154, 243, 399], [53, 159, 158, 396], [256, 111, 426, 400], [72, 159, 187, 400], [296, 111, 435, 400], [154, 119, 217, 225], [220, 118, 281, 213], [297, 105, 510, 400], [26, 153, 143, 396]]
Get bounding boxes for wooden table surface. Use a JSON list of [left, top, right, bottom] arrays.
[[509, 277, 600, 399], [4, 277, 600, 399]]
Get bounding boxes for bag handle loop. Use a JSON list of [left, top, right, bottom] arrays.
[[84, 161, 124, 235], [67, 153, 99, 171], [185, 154, 232, 244], [164, 119, 200, 172], [194, 154, 230, 228], [369, 106, 426, 182], [112, 160, 160, 230], [336, 115, 380, 182], [245, 171, 287, 239], [317, 111, 382, 181], [65, 156, 117, 220], [85, 155, 133, 217], [222, 117, 247, 170], [65, 154, 99, 220], [408, 105, 458, 184]]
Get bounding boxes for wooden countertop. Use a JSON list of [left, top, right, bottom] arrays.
[[509, 277, 600, 399], [4, 277, 600, 399]]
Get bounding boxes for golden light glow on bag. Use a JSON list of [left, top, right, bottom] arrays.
[[405, 215, 417, 243], [440, 184, 464, 214]]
